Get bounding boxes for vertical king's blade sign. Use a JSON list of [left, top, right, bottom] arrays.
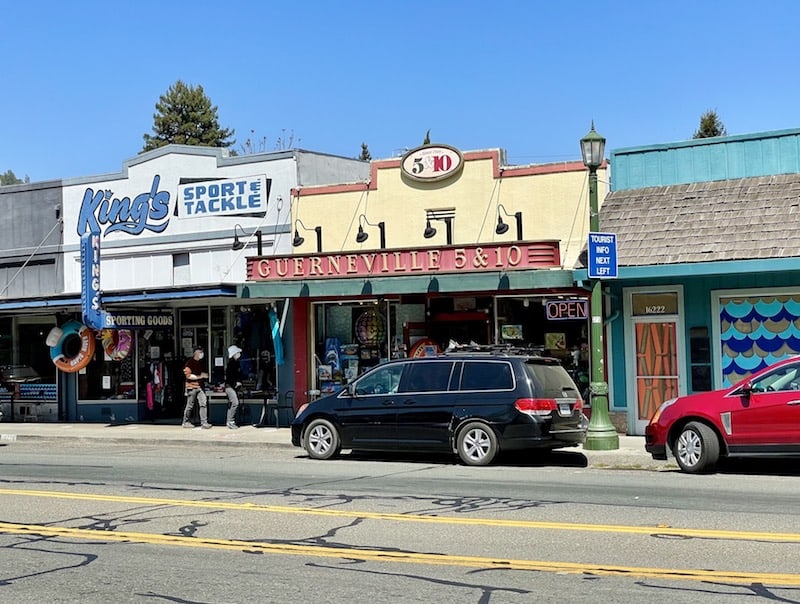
[[80, 229, 107, 329]]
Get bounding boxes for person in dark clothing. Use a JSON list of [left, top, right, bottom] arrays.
[[183, 346, 211, 428], [225, 345, 243, 429]]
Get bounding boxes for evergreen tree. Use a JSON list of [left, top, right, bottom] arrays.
[[359, 142, 372, 161], [142, 80, 235, 152], [693, 109, 727, 139], [423, 129, 431, 145], [0, 170, 28, 185]]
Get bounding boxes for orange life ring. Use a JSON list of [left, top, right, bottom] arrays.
[[49, 320, 96, 373]]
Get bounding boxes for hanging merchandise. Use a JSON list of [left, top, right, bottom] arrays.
[[268, 306, 285, 366], [355, 309, 386, 346], [100, 328, 133, 361], [47, 320, 96, 373], [325, 337, 342, 372]]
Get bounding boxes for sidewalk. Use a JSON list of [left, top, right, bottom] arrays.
[[0, 421, 676, 471]]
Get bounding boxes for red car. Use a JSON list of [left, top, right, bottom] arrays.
[[645, 356, 800, 473]]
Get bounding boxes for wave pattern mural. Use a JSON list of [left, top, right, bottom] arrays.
[[720, 295, 800, 386]]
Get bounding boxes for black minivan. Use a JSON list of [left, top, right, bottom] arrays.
[[290, 350, 588, 465]]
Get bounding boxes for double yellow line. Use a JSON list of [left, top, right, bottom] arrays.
[[2, 488, 799, 586]]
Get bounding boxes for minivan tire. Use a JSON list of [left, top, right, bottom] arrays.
[[673, 421, 719, 473], [457, 421, 499, 466], [303, 418, 341, 460]]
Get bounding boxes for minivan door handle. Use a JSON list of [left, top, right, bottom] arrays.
[[402, 399, 416, 406], [382, 400, 395, 406], [787, 400, 800, 406]]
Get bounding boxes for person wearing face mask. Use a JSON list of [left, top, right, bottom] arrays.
[[182, 346, 211, 428], [224, 345, 243, 429]]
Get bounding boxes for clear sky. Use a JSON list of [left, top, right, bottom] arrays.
[[3, 0, 799, 183]]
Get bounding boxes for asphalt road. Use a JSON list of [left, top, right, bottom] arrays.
[[1, 440, 800, 603]]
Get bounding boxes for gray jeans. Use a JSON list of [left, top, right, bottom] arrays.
[[225, 386, 240, 424], [183, 388, 208, 424]]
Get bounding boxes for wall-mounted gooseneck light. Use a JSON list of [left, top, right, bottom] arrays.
[[422, 211, 454, 245], [232, 223, 263, 255], [355, 214, 386, 248], [292, 219, 323, 253], [495, 204, 523, 240]]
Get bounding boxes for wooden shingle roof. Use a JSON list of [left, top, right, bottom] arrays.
[[599, 174, 800, 266]]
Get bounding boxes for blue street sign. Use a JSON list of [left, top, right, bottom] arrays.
[[588, 232, 618, 279]]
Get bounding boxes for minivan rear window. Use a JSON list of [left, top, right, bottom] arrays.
[[525, 361, 581, 399], [459, 361, 513, 391]]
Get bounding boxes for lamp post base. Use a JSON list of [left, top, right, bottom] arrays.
[[583, 428, 620, 451]]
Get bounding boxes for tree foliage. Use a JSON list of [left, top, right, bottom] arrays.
[[423, 129, 431, 145], [693, 109, 727, 139], [142, 80, 235, 152], [0, 169, 29, 185], [359, 142, 372, 161]]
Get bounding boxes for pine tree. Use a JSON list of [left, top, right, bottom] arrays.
[[142, 80, 235, 152], [359, 142, 372, 161], [0, 169, 28, 185], [693, 109, 727, 139]]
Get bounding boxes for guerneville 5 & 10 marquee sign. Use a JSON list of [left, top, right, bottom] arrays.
[[246, 241, 560, 281]]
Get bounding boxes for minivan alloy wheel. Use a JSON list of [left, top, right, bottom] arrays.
[[304, 418, 342, 460], [457, 421, 499, 466]]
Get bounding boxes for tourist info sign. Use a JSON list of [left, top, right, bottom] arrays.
[[587, 232, 618, 278]]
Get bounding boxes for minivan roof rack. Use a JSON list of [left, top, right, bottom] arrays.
[[442, 343, 547, 356]]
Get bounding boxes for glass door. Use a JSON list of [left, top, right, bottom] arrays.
[[633, 320, 679, 433], [626, 289, 685, 435]]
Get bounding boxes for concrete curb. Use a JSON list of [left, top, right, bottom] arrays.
[[1, 423, 675, 470]]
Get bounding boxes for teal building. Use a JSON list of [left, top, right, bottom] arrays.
[[582, 128, 800, 434]]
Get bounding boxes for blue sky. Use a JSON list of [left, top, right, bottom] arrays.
[[3, 1, 799, 183]]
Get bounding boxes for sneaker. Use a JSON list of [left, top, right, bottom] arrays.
[[200, 422, 213, 429], [182, 422, 194, 428], [227, 422, 239, 430]]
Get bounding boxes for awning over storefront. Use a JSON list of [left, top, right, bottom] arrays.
[[238, 269, 575, 299], [0, 285, 237, 312]]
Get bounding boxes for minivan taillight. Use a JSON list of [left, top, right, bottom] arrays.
[[515, 398, 558, 416]]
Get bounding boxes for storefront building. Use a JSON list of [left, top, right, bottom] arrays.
[[0, 144, 368, 422], [240, 145, 609, 406], [586, 127, 800, 434]]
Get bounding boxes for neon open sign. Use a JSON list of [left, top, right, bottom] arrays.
[[546, 299, 588, 320]]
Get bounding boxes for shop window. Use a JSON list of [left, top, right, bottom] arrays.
[[79, 329, 136, 401], [689, 326, 712, 392], [315, 302, 391, 395]]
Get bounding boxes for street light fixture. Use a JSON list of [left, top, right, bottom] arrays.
[[355, 214, 386, 248], [580, 122, 619, 451], [292, 219, 323, 253]]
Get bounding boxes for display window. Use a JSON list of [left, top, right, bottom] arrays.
[[310, 295, 590, 398], [313, 301, 400, 394]]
